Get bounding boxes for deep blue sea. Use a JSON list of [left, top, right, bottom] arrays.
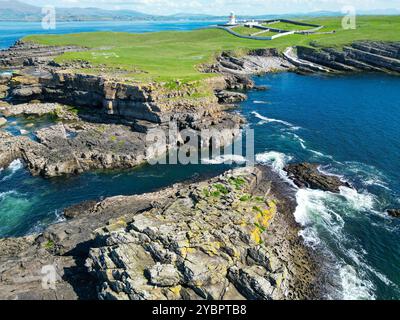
[[0, 21, 399, 300]]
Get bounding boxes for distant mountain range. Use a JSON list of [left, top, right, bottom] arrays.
[[0, 0, 399, 21]]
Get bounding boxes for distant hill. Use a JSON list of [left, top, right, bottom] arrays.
[[0, 0, 398, 22], [0, 0, 155, 21], [0, 0, 41, 20]]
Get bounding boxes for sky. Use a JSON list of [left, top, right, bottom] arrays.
[[20, 0, 400, 16]]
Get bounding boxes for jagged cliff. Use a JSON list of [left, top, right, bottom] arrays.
[[0, 41, 249, 177], [284, 41, 400, 74]]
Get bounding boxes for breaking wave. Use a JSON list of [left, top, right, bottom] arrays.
[[251, 111, 300, 130], [253, 100, 270, 104], [202, 154, 247, 165], [0, 159, 23, 182], [254, 147, 396, 300]]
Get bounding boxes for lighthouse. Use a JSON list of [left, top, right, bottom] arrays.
[[227, 12, 237, 25]]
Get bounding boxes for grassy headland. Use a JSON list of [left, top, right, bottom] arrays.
[[263, 22, 317, 31], [24, 16, 400, 84]]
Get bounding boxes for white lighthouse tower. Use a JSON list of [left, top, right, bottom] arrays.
[[227, 12, 237, 25]]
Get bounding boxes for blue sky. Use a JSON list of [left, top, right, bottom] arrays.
[[21, 0, 400, 15]]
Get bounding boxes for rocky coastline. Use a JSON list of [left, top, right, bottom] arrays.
[[0, 38, 399, 300], [0, 166, 323, 300], [1, 40, 397, 177]]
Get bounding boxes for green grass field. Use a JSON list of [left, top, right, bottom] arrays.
[[231, 26, 260, 36], [25, 16, 400, 84], [232, 26, 279, 37], [255, 30, 280, 36], [263, 22, 318, 31]]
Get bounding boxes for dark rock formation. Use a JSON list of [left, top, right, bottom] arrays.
[[284, 163, 351, 193], [215, 90, 247, 104], [387, 209, 400, 218]]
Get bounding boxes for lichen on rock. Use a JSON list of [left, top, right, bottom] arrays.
[[85, 167, 303, 300]]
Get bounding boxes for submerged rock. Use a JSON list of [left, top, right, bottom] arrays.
[[387, 209, 400, 218], [284, 163, 351, 193]]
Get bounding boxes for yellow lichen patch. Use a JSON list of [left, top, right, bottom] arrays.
[[169, 285, 182, 296], [249, 198, 278, 244], [105, 218, 128, 232], [250, 228, 262, 244], [180, 247, 196, 257], [11, 75, 39, 86], [267, 199, 277, 211], [202, 241, 221, 256]]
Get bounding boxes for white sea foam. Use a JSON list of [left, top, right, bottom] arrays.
[[293, 183, 388, 300], [0, 159, 23, 182], [201, 154, 247, 165], [339, 186, 376, 211], [8, 159, 23, 171], [339, 265, 375, 300], [286, 132, 307, 149], [253, 100, 270, 104], [341, 161, 389, 189], [255, 150, 290, 171], [251, 111, 300, 130], [255, 150, 297, 187], [0, 190, 18, 200], [346, 247, 398, 289]]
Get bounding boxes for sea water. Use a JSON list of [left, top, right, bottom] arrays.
[[243, 73, 400, 300]]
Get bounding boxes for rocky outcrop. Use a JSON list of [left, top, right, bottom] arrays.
[[387, 209, 400, 218], [0, 120, 149, 177], [0, 72, 12, 84], [0, 185, 174, 300], [284, 163, 351, 193], [0, 101, 242, 177], [205, 49, 294, 81], [0, 72, 11, 99], [215, 90, 247, 104], [292, 42, 400, 74], [0, 102, 78, 120], [0, 166, 320, 300], [4, 67, 244, 152], [63, 200, 98, 220], [0, 131, 33, 170], [0, 40, 86, 68]]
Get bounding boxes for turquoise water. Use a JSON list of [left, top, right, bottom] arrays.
[[1, 22, 400, 300], [0, 20, 220, 49]]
